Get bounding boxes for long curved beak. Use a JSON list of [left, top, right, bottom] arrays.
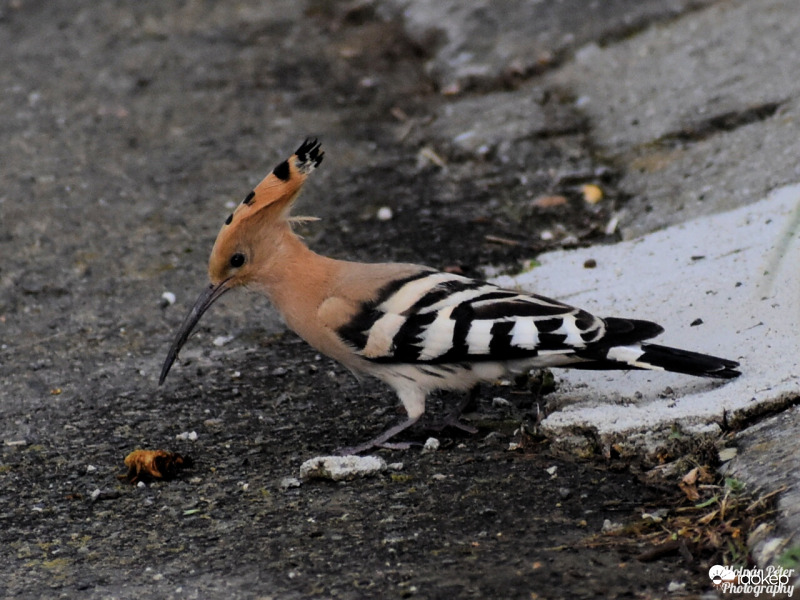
[[159, 280, 232, 385]]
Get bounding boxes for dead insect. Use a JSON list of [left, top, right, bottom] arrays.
[[120, 449, 193, 484]]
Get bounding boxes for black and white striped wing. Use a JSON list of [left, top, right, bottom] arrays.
[[336, 271, 621, 365]]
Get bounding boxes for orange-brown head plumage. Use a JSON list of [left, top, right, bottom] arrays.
[[159, 139, 323, 385], [207, 139, 324, 288]]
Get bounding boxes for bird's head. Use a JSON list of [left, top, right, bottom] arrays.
[[158, 139, 324, 385]]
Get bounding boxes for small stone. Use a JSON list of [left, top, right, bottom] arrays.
[[583, 258, 597, 269], [718, 447, 737, 462], [604, 215, 619, 235], [160, 291, 176, 306], [545, 466, 558, 477], [601, 519, 623, 533], [175, 431, 198, 441], [388, 462, 404, 471], [492, 397, 511, 407], [376, 207, 393, 221], [212, 335, 234, 347], [85, 465, 97, 474], [557, 487, 572, 500], [300, 455, 387, 481], [280, 477, 301, 490], [422, 438, 440, 453], [667, 581, 685, 593], [89, 488, 120, 502]]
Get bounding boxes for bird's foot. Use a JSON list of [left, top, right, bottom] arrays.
[[337, 415, 421, 455], [424, 414, 478, 435]]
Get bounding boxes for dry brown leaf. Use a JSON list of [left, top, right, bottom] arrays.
[[121, 449, 193, 484], [679, 467, 701, 501]]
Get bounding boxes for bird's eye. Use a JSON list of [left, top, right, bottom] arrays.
[[229, 253, 246, 268]]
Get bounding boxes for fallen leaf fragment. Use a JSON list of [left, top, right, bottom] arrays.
[[120, 449, 193, 484], [679, 468, 700, 501], [678, 466, 713, 502]]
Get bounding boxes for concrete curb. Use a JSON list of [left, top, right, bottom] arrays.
[[494, 183, 800, 450]]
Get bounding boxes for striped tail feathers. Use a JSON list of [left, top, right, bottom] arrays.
[[637, 343, 741, 379], [577, 316, 740, 379], [575, 342, 741, 379]]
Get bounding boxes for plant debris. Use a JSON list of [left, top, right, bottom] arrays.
[[120, 449, 193, 484], [580, 464, 783, 567]]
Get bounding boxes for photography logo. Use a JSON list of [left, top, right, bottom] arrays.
[[709, 564, 795, 597], [709, 565, 737, 586]]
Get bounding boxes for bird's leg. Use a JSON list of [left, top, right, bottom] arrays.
[[337, 415, 422, 456], [425, 387, 480, 434]]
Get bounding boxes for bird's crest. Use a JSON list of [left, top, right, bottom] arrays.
[[222, 138, 324, 229]]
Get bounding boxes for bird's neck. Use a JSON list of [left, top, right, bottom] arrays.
[[255, 227, 344, 326]]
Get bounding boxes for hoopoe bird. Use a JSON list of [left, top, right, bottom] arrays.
[[159, 140, 740, 454]]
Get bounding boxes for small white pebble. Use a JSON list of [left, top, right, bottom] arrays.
[[422, 437, 440, 453], [546, 465, 558, 477], [492, 397, 511, 407], [161, 291, 176, 306], [238, 482, 249, 492], [601, 519, 623, 533], [90, 489, 102, 501], [604, 215, 619, 235], [540, 230, 554, 241], [86, 465, 97, 474], [574, 95, 591, 108], [137, 481, 146, 489], [667, 581, 685, 593], [300, 455, 387, 481], [280, 477, 302, 490], [507, 442, 522, 451], [212, 335, 234, 347], [376, 206, 393, 221], [388, 462, 404, 471], [175, 431, 198, 441], [431, 473, 447, 481]]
